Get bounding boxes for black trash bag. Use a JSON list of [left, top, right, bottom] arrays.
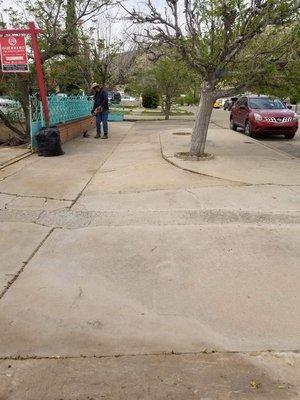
[[36, 126, 64, 157]]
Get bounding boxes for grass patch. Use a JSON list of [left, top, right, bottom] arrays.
[[141, 111, 163, 116], [141, 109, 193, 116], [121, 105, 137, 109], [172, 110, 193, 116], [110, 107, 133, 115]]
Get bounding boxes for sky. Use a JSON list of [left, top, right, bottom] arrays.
[[0, 1, 144, 39], [89, 0, 167, 42], [0, 0, 168, 48]]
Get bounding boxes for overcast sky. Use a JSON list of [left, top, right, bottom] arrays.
[[0, 0, 167, 45]]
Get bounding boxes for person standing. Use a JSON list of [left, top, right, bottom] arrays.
[[91, 83, 109, 139]]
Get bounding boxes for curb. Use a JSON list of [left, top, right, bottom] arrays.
[[124, 117, 196, 122], [158, 134, 247, 186]]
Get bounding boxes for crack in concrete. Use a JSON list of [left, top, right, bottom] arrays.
[[0, 227, 55, 300], [0, 191, 73, 203], [0, 349, 299, 362], [185, 188, 202, 202], [3, 196, 15, 210]]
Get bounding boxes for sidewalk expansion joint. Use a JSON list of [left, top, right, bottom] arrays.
[[1, 209, 300, 229], [0, 349, 299, 362], [70, 133, 128, 209], [0, 156, 39, 184], [0, 227, 55, 301], [0, 151, 32, 171]]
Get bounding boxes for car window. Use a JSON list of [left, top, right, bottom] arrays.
[[240, 98, 248, 107], [236, 97, 247, 107], [249, 98, 285, 109]]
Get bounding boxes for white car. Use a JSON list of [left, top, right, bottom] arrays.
[[121, 95, 136, 102], [121, 94, 141, 107], [0, 97, 21, 112]]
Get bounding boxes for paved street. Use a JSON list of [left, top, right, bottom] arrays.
[[0, 120, 299, 399]]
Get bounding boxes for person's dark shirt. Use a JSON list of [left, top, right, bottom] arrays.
[[92, 87, 109, 113]]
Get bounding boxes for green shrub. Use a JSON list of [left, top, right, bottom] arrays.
[[177, 96, 185, 106], [176, 93, 199, 106], [186, 93, 199, 105], [142, 88, 159, 109]]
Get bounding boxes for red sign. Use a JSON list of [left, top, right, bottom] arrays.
[[0, 36, 29, 72]]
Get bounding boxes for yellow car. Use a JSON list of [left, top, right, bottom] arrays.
[[213, 100, 222, 108], [213, 98, 226, 108]]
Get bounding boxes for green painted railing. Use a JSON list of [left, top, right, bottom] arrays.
[[30, 94, 124, 147], [48, 95, 93, 124]]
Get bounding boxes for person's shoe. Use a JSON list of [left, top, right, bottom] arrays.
[[102, 134, 108, 139], [94, 134, 101, 139]]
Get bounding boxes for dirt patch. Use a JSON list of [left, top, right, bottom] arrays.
[[174, 151, 214, 161]]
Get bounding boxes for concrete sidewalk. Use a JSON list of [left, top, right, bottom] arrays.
[[0, 122, 133, 207], [160, 127, 300, 185], [0, 146, 31, 167], [0, 120, 299, 399], [211, 108, 300, 159]]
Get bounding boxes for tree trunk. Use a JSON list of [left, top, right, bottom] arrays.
[[190, 82, 214, 156], [0, 109, 27, 142], [65, 0, 79, 55], [164, 95, 171, 120], [17, 75, 31, 137]]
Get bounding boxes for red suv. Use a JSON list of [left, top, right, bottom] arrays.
[[230, 95, 298, 139]]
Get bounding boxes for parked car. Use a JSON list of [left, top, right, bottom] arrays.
[[223, 99, 230, 110], [0, 96, 21, 112], [224, 97, 238, 111], [111, 92, 121, 104], [107, 91, 114, 103], [121, 94, 136, 102], [230, 95, 298, 139]]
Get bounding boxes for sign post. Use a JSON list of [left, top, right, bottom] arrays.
[[0, 21, 50, 127]]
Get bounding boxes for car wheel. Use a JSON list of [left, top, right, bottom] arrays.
[[230, 118, 238, 131], [244, 121, 253, 137], [285, 133, 295, 139]]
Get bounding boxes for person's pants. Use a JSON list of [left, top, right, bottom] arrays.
[[96, 110, 109, 135]]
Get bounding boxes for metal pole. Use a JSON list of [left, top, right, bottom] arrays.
[[28, 21, 50, 127]]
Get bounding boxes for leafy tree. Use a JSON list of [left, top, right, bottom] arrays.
[[46, 57, 88, 94], [1, 0, 112, 142], [127, 0, 299, 157], [142, 88, 160, 109], [4, 0, 112, 62], [152, 58, 187, 119], [0, 71, 34, 142], [232, 24, 300, 102], [91, 38, 122, 86]]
